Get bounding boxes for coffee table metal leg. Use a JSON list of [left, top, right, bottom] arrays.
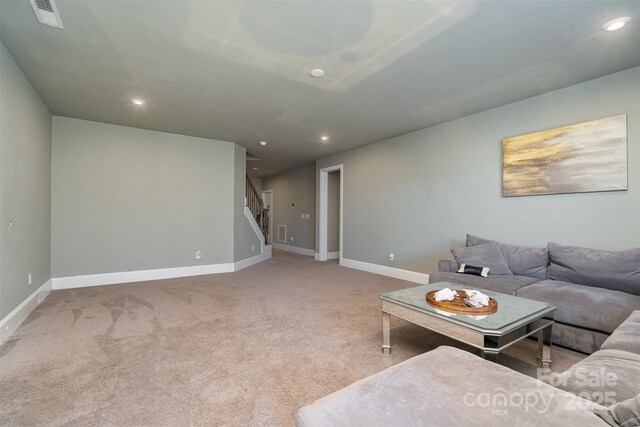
[[480, 349, 499, 363], [382, 312, 391, 355], [537, 325, 552, 368]]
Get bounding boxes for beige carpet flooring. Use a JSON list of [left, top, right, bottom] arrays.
[[0, 250, 585, 426]]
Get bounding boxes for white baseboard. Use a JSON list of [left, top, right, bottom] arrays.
[[272, 243, 314, 257], [0, 279, 52, 344], [314, 251, 340, 261], [52, 263, 235, 290], [51, 250, 275, 291], [340, 258, 430, 284], [234, 250, 272, 271]]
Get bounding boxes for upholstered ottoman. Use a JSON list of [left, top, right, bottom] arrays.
[[297, 346, 608, 427]]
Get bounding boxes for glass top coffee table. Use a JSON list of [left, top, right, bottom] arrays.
[[380, 282, 556, 367]]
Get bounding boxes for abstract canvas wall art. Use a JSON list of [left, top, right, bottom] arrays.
[[503, 114, 627, 197]]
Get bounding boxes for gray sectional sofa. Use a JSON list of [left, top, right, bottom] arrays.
[[429, 235, 640, 354], [297, 311, 640, 426]]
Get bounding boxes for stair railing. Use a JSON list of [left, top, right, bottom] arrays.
[[245, 175, 270, 244]]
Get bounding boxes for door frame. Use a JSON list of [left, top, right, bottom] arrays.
[[318, 164, 343, 262]]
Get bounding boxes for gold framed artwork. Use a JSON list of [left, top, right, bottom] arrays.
[[502, 114, 627, 197]]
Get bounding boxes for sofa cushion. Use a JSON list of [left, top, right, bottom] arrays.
[[602, 311, 640, 355], [451, 241, 513, 276], [552, 322, 610, 355], [467, 234, 549, 280], [555, 349, 640, 405], [548, 243, 640, 295], [516, 280, 640, 334], [429, 271, 538, 295], [297, 346, 607, 427], [594, 394, 640, 427]]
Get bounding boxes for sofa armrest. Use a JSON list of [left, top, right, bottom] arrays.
[[438, 258, 458, 273]]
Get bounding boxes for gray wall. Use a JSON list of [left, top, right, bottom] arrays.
[[328, 171, 340, 253], [0, 43, 51, 318], [317, 67, 640, 273], [250, 177, 262, 193], [262, 165, 316, 251], [52, 117, 237, 276], [234, 144, 262, 261]]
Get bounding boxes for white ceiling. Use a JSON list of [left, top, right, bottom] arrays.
[[1, 0, 639, 177]]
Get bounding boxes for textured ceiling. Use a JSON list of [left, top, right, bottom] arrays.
[[1, 0, 639, 177]]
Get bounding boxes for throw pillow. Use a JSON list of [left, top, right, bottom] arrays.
[[466, 234, 490, 247], [594, 393, 640, 427], [466, 234, 549, 280], [457, 263, 489, 278], [451, 241, 513, 276]]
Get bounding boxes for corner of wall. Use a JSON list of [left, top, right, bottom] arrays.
[[0, 280, 52, 344], [233, 144, 264, 263], [0, 42, 52, 322]]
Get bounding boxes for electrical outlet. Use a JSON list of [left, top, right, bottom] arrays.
[[195, 250, 202, 259], [28, 273, 33, 286], [290, 236, 294, 243], [388, 253, 394, 261], [252, 245, 255, 252]]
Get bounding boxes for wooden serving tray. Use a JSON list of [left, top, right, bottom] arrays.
[[426, 290, 498, 315]]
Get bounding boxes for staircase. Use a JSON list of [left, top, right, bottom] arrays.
[[245, 175, 270, 244]]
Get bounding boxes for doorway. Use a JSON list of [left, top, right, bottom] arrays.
[[318, 165, 343, 262], [261, 189, 273, 245]]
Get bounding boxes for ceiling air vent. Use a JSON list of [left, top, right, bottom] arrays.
[[29, 0, 64, 29]]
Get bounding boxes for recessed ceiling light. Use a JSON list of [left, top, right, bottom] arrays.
[[259, 140, 268, 146], [310, 68, 325, 78], [252, 167, 259, 170], [132, 98, 145, 106], [320, 135, 329, 141], [602, 17, 630, 32]]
